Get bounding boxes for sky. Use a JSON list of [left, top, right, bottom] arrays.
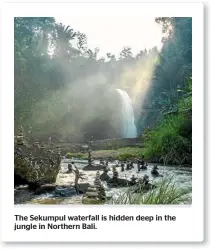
[[55, 16, 163, 58]]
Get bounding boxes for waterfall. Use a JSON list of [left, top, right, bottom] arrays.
[[116, 89, 137, 138]]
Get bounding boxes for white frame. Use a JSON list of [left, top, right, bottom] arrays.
[[0, 2, 204, 242]]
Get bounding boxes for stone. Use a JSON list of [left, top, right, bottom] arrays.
[[82, 185, 100, 204], [87, 185, 97, 192], [66, 163, 73, 173], [77, 183, 90, 193], [112, 167, 118, 179], [151, 165, 160, 176], [143, 174, 149, 183], [82, 197, 101, 204], [98, 185, 106, 200], [14, 139, 61, 188], [83, 164, 104, 171], [108, 178, 130, 188], [130, 175, 137, 185], [126, 163, 131, 170], [85, 192, 99, 197], [93, 171, 106, 201], [100, 172, 110, 181], [121, 163, 125, 172], [16, 125, 25, 145], [94, 171, 101, 188]]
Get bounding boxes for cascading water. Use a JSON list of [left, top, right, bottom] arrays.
[[116, 89, 137, 138]]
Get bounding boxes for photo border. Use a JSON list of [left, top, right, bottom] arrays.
[[0, 2, 204, 242]]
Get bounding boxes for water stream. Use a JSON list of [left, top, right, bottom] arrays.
[[14, 159, 192, 205]]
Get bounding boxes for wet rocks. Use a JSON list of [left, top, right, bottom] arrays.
[[112, 166, 119, 179], [66, 163, 74, 173], [129, 175, 137, 186], [82, 185, 101, 204], [83, 164, 104, 171], [82, 170, 107, 204], [100, 166, 111, 181], [35, 184, 57, 195], [151, 165, 163, 177], [14, 126, 61, 188], [134, 174, 156, 193], [77, 183, 90, 193], [14, 187, 35, 204], [83, 149, 104, 171], [94, 171, 106, 201], [121, 163, 125, 172], [108, 178, 130, 187]]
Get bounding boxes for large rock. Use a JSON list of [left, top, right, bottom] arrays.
[[100, 172, 111, 181], [14, 143, 61, 188], [77, 183, 90, 193], [107, 178, 130, 187], [83, 164, 104, 171]]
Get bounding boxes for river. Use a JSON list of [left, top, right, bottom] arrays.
[[14, 159, 192, 205]]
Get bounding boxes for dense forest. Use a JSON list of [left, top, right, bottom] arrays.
[[15, 17, 192, 165]]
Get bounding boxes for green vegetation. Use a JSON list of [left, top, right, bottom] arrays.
[[65, 152, 88, 159], [66, 147, 146, 160], [144, 114, 192, 165], [14, 17, 159, 141], [14, 17, 192, 165], [109, 177, 191, 204], [141, 18, 192, 166], [64, 147, 146, 160], [144, 78, 192, 165], [115, 147, 146, 160]]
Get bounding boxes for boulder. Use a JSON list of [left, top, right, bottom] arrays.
[[86, 192, 98, 197], [83, 164, 104, 171], [100, 172, 111, 181], [107, 178, 130, 187], [14, 142, 61, 188], [77, 183, 90, 193]]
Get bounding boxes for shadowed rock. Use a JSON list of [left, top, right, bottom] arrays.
[[133, 174, 156, 193], [151, 165, 163, 177], [83, 164, 104, 171], [107, 178, 130, 188], [14, 129, 61, 188]]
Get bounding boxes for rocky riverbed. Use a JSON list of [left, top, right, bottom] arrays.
[[14, 159, 192, 205]]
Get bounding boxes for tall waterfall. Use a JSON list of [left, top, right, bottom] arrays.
[[116, 89, 137, 138]]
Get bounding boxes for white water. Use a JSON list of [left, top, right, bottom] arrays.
[[116, 89, 137, 138]]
